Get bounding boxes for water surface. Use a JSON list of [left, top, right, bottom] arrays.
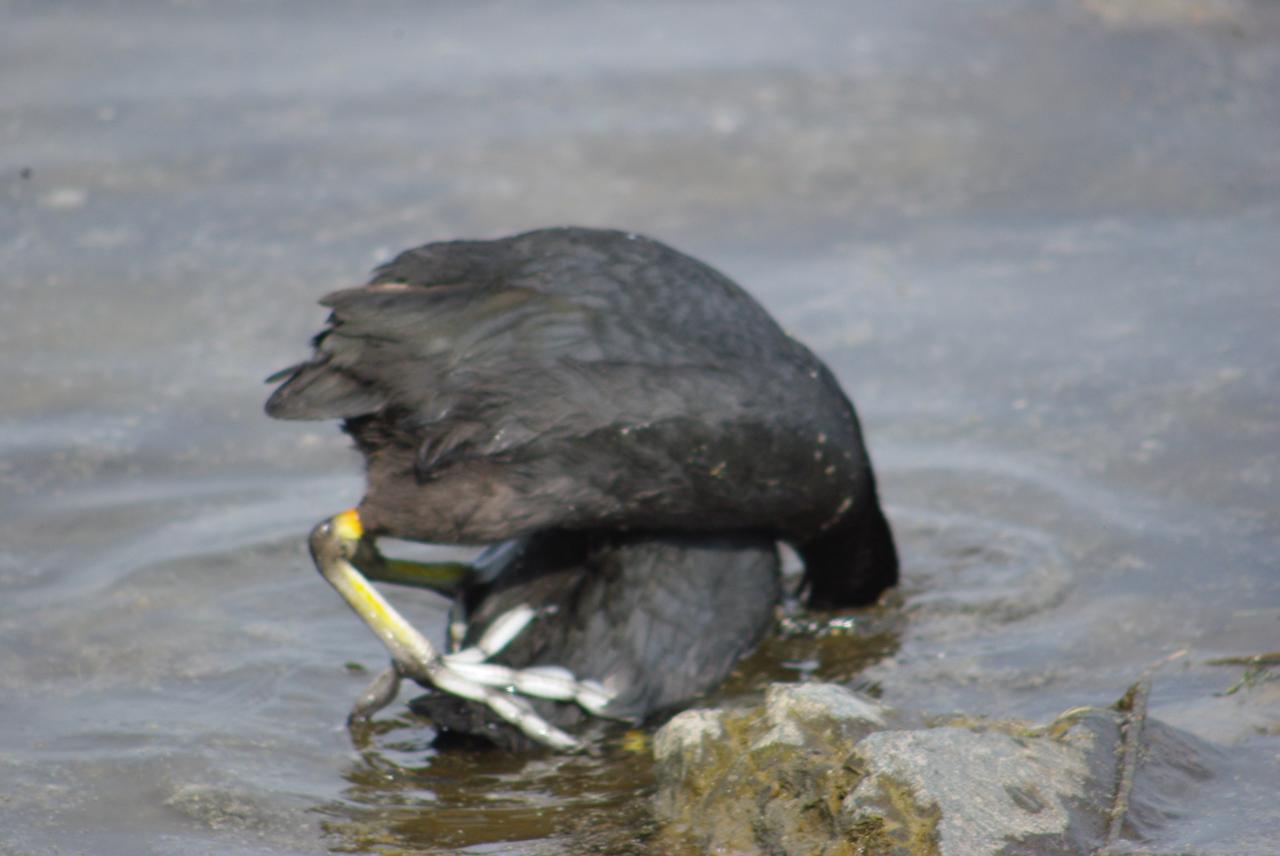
[[3, 1, 1278, 853]]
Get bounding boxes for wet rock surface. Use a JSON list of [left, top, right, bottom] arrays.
[[654, 680, 1274, 855], [654, 684, 899, 854]]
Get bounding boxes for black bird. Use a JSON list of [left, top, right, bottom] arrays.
[[266, 227, 896, 749]]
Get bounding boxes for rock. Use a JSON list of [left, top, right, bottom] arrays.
[[839, 710, 1120, 855], [1114, 716, 1224, 844], [653, 683, 1230, 855], [653, 683, 901, 855]]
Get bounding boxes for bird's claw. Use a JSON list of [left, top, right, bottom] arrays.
[[311, 510, 613, 751]]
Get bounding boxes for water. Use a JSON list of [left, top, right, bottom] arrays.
[[2, 1, 1278, 852]]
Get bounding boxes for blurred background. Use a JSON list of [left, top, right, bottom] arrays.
[[2, 1, 1278, 853]]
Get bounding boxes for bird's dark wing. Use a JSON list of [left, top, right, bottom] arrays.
[[265, 281, 769, 477]]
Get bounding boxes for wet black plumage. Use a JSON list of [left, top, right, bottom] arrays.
[[414, 530, 780, 751], [269, 227, 895, 747], [267, 226, 897, 608]]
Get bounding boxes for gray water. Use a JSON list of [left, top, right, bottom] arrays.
[[2, 1, 1278, 853]]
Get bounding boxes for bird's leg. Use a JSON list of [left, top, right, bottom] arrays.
[[335, 538, 462, 722], [349, 664, 402, 721], [350, 600, 613, 721], [336, 527, 613, 713], [347, 537, 524, 595], [308, 509, 611, 750], [340, 540, 473, 650], [354, 537, 524, 651], [349, 543, 472, 596]]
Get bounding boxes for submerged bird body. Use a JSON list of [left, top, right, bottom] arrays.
[[416, 530, 780, 750], [268, 227, 896, 606]]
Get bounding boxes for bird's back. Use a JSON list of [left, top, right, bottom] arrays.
[[266, 227, 896, 604]]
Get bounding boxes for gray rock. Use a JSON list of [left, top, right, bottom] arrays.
[[839, 711, 1119, 855], [653, 683, 1230, 855], [654, 683, 893, 855]]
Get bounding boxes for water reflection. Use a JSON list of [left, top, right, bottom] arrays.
[[327, 716, 657, 853], [319, 613, 900, 854]]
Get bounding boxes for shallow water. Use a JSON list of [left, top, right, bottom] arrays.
[[3, 1, 1278, 853]]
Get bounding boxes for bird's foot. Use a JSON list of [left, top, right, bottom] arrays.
[[309, 509, 611, 751], [440, 604, 613, 715]]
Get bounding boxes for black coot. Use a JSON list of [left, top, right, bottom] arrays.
[[267, 227, 896, 749], [268, 226, 896, 606]]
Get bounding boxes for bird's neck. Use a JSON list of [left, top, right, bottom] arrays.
[[799, 493, 898, 609]]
